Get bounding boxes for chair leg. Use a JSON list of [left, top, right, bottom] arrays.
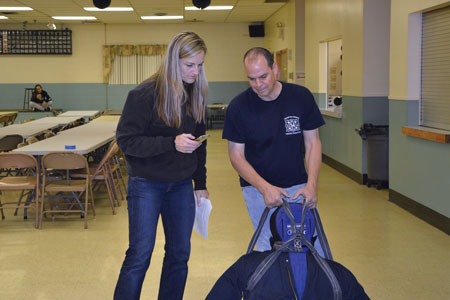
[[84, 188, 88, 229], [89, 184, 96, 217], [116, 168, 127, 201], [34, 189, 39, 229], [14, 190, 26, 216], [102, 175, 116, 215], [22, 191, 34, 220], [107, 167, 120, 207], [39, 191, 45, 229], [113, 169, 124, 201], [0, 191, 4, 220], [0, 199, 4, 220]]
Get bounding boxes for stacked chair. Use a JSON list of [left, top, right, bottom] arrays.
[[71, 141, 126, 215]]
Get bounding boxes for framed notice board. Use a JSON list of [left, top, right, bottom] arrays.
[[0, 29, 72, 55]]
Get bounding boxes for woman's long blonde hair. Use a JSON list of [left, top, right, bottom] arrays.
[[151, 32, 208, 128]]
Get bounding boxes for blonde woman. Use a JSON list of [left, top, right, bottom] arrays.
[[114, 32, 209, 300]]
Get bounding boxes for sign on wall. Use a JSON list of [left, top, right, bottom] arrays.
[[0, 29, 72, 55]]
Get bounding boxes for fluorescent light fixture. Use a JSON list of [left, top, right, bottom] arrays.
[[141, 16, 183, 20], [84, 7, 133, 12], [185, 6, 233, 10], [52, 16, 97, 20], [0, 16, 8, 19], [0, 7, 33, 11]]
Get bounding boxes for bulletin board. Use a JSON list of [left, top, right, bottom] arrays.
[[0, 29, 72, 55]]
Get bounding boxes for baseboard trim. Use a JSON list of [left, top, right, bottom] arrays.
[[389, 189, 450, 235], [322, 154, 367, 185]]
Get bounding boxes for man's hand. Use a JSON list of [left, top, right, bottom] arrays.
[[261, 184, 290, 208], [175, 133, 202, 153], [194, 189, 209, 206], [293, 184, 317, 208]]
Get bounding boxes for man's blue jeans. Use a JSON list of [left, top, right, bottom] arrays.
[[114, 176, 195, 300], [242, 183, 325, 256]]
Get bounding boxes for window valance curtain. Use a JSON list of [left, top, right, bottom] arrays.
[[103, 44, 167, 82]]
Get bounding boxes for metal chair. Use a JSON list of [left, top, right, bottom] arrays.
[[0, 115, 10, 127], [71, 142, 121, 215], [8, 112, 17, 125], [40, 152, 94, 229], [24, 88, 34, 110], [0, 152, 40, 228], [206, 103, 227, 129], [0, 113, 17, 127]]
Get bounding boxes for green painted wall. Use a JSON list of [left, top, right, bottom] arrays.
[[316, 95, 388, 175], [0, 81, 249, 111], [389, 100, 450, 217], [319, 96, 364, 174]]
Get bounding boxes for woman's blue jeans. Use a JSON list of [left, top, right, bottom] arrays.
[[114, 176, 195, 300]]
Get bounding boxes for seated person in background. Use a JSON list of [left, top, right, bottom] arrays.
[[206, 203, 369, 300], [30, 84, 53, 111]]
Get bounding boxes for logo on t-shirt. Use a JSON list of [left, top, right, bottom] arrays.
[[284, 116, 301, 135]]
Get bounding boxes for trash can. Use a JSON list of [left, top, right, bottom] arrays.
[[356, 124, 389, 189]]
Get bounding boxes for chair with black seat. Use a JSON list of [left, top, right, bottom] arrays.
[[0, 135, 24, 152], [40, 152, 94, 229], [0, 152, 40, 228]]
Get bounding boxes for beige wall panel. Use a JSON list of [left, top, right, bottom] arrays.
[[389, 0, 448, 100], [295, 0, 306, 86], [0, 23, 262, 83], [362, 0, 390, 97], [105, 23, 263, 82], [0, 24, 105, 83], [305, 0, 364, 96], [264, 0, 296, 83]]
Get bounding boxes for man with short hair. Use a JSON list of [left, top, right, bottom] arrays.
[[223, 47, 325, 251]]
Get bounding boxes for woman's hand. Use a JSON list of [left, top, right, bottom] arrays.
[[194, 189, 209, 206], [175, 133, 202, 153]]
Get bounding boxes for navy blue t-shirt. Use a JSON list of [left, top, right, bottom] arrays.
[[222, 82, 325, 188]]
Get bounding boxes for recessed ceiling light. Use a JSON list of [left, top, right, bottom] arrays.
[[141, 16, 183, 20], [0, 7, 33, 11], [185, 6, 233, 10], [0, 16, 8, 19], [52, 16, 97, 20], [84, 7, 133, 12]]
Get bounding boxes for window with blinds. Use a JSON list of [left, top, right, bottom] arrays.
[[109, 54, 162, 85], [421, 6, 450, 131]]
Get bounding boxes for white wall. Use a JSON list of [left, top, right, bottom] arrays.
[[295, 0, 306, 86], [265, 0, 297, 83], [305, 0, 364, 96], [389, 0, 449, 100], [0, 23, 263, 84], [362, 0, 391, 97]]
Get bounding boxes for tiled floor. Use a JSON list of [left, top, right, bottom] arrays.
[[1, 129, 449, 299]]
